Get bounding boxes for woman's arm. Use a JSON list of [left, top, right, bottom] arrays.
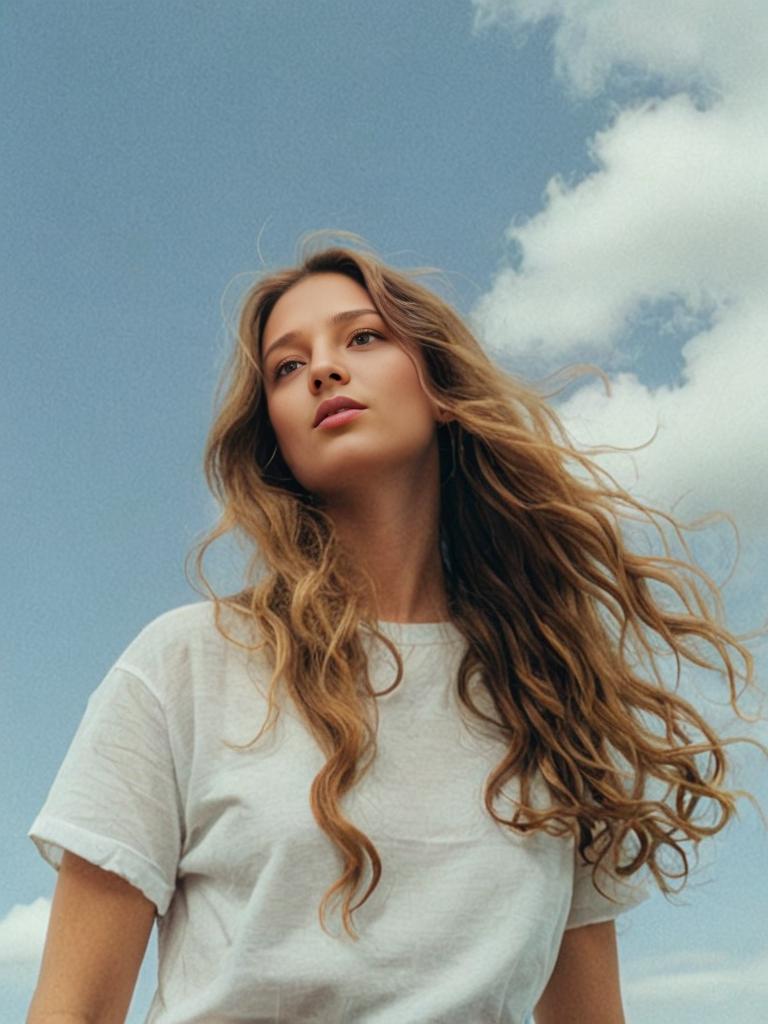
[[534, 919, 626, 1024], [27, 850, 156, 1024]]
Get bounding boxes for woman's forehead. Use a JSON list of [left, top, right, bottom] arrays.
[[262, 273, 375, 348]]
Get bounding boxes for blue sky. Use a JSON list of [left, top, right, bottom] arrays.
[[3, 1, 767, 1020]]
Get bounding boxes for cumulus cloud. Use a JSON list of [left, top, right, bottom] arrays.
[[549, 300, 768, 537], [0, 897, 50, 964], [468, 96, 767, 355], [624, 945, 768, 1006], [472, 0, 767, 102], [469, 0, 768, 537]]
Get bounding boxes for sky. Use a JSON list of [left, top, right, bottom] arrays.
[[2, 1, 767, 1020]]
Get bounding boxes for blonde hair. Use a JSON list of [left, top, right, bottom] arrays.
[[186, 229, 767, 940]]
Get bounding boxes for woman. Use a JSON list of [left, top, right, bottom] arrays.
[[27, 231, 766, 1023]]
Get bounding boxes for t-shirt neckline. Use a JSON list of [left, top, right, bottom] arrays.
[[371, 619, 464, 646]]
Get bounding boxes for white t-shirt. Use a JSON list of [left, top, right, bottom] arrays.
[[29, 601, 651, 1023]]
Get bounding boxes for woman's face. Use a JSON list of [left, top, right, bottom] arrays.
[[260, 272, 443, 499]]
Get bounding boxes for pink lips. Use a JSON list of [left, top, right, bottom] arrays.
[[316, 408, 366, 430], [313, 395, 368, 427]]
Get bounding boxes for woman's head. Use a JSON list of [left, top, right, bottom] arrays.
[[260, 269, 449, 504], [190, 231, 767, 942], [204, 230, 586, 581], [223, 232, 509, 516]]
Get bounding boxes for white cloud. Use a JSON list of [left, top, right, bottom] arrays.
[[552, 298, 768, 534], [471, 0, 767, 102], [0, 897, 50, 964], [469, 97, 768, 355], [468, 1, 768, 538], [624, 945, 768, 1004]]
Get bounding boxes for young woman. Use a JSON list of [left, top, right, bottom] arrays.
[[27, 232, 765, 1023]]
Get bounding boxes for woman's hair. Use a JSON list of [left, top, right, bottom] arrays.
[[187, 229, 767, 941]]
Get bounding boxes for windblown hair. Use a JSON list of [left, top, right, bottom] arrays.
[[187, 229, 767, 941]]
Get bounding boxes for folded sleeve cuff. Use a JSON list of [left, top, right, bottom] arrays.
[[28, 814, 175, 917]]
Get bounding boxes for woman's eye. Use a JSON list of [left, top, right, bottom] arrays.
[[275, 359, 301, 379], [350, 329, 380, 346]]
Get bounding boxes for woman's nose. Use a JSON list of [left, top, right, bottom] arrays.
[[310, 359, 349, 390]]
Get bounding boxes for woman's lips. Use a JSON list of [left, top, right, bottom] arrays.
[[316, 408, 367, 430]]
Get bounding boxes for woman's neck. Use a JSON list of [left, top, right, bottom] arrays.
[[327, 484, 450, 624]]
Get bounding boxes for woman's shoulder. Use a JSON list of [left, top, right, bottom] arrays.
[[111, 599, 262, 708], [120, 599, 217, 656], [130, 598, 219, 640]]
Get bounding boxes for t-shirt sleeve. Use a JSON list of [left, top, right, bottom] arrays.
[[564, 836, 653, 930], [28, 665, 183, 917]]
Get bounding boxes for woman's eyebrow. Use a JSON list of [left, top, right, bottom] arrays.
[[263, 308, 381, 363]]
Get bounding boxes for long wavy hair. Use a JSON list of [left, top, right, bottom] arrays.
[[186, 229, 767, 941]]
